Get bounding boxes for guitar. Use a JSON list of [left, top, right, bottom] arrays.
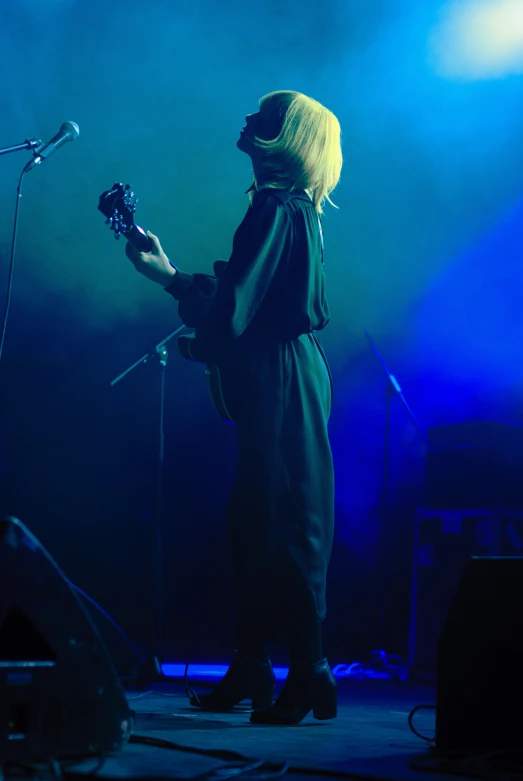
[[98, 183, 235, 424]]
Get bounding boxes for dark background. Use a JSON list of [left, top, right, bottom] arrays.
[[1, 0, 523, 670]]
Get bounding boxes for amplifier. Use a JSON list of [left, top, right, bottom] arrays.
[[408, 507, 523, 673]]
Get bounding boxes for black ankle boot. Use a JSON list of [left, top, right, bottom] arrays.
[[190, 652, 275, 712], [250, 658, 337, 725]]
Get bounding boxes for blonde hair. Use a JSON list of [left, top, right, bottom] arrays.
[[250, 90, 342, 214]]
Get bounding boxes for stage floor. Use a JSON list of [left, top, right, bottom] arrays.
[[67, 680, 445, 781]]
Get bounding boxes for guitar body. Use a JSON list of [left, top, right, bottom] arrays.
[[205, 365, 235, 425], [177, 334, 235, 425], [98, 182, 235, 425]]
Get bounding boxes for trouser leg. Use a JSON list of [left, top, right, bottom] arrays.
[[237, 613, 270, 657], [288, 618, 323, 664]]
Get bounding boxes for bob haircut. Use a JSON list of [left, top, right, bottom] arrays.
[[250, 90, 342, 214]]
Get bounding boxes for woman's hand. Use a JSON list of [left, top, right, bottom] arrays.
[[125, 231, 176, 286]]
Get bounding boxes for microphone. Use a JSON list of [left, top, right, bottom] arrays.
[[24, 121, 80, 172]]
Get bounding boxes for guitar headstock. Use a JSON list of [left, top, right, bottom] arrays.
[[98, 182, 152, 252], [98, 182, 138, 240]]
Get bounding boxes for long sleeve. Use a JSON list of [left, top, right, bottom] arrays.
[[165, 270, 219, 329], [164, 258, 229, 328], [175, 194, 292, 364]]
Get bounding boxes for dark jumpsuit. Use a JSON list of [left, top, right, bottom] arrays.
[[165, 188, 334, 627]]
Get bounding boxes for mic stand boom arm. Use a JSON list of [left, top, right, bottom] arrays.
[[0, 138, 42, 157]]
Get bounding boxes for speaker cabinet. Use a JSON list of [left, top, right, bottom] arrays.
[[0, 517, 132, 763], [436, 556, 523, 753]]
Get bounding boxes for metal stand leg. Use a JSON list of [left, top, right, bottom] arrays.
[[110, 326, 185, 686]]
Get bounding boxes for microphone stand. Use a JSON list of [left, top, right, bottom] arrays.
[[364, 332, 432, 648], [0, 138, 45, 364], [111, 324, 186, 682], [0, 138, 42, 157]]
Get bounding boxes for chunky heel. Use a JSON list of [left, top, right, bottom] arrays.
[[313, 693, 337, 720], [250, 658, 337, 725], [250, 661, 276, 710], [192, 652, 274, 713]]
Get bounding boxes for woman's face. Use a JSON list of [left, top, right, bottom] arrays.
[[237, 106, 284, 156], [237, 112, 260, 153]]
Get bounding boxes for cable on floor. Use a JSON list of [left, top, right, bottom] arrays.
[[410, 748, 523, 781], [129, 733, 425, 781], [407, 704, 436, 743], [333, 649, 408, 681]]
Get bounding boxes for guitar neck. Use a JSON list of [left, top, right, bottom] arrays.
[[126, 223, 153, 253]]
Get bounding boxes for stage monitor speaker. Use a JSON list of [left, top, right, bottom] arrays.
[[0, 516, 132, 764], [436, 556, 523, 754]]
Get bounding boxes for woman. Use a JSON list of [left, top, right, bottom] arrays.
[[126, 90, 342, 725]]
